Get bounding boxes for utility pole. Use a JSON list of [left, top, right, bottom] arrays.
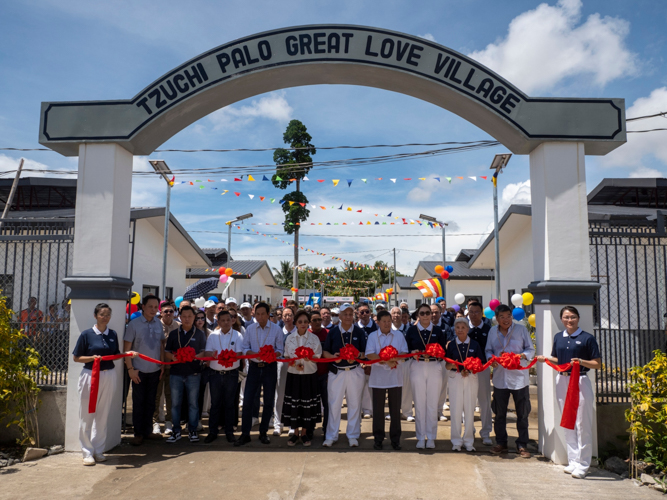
[[420, 214, 448, 302], [393, 248, 397, 307], [0, 158, 25, 227], [489, 153, 512, 300], [149, 160, 174, 300]]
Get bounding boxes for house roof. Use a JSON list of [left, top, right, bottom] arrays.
[[187, 260, 276, 284], [395, 276, 417, 289], [415, 261, 495, 280], [455, 249, 478, 262], [587, 177, 667, 208], [0, 177, 77, 211]]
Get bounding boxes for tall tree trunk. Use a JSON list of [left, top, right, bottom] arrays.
[[292, 178, 300, 299]]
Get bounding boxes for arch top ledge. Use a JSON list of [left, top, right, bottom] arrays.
[[38, 24, 626, 157]]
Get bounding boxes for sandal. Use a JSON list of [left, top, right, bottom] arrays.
[[288, 434, 300, 447], [302, 434, 313, 447]]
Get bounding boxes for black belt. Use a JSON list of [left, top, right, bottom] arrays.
[[212, 368, 239, 375], [417, 356, 439, 362], [331, 364, 358, 374]]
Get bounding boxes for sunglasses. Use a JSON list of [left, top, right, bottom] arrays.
[[358, 310, 370, 314], [162, 310, 174, 314], [196, 317, 206, 321], [418, 311, 431, 316]]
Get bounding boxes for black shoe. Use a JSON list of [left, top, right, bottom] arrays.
[[189, 431, 199, 443], [373, 442, 383, 450], [234, 435, 251, 447], [226, 433, 235, 443], [259, 434, 271, 445], [287, 434, 300, 447], [204, 434, 217, 444], [391, 442, 402, 450]]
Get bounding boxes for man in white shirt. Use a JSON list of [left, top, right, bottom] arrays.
[[366, 310, 408, 450], [273, 307, 297, 436], [239, 302, 254, 328], [485, 304, 535, 458], [391, 306, 414, 422], [204, 300, 218, 331], [203, 310, 243, 443], [320, 307, 333, 329]]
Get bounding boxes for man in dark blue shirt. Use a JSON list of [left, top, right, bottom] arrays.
[[322, 303, 367, 447], [467, 301, 493, 445], [356, 302, 377, 419], [164, 305, 207, 443]]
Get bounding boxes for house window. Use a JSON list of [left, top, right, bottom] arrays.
[[142, 285, 159, 299], [165, 287, 173, 301], [507, 289, 515, 307], [465, 295, 482, 306], [415, 299, 422, 308]]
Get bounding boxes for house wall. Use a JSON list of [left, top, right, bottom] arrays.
[[186, 266, 281, 305], [497, 220, 535, 304], [412, 266, 494, 308], [130, 219, 191, 300]]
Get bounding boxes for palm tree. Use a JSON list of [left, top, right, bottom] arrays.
[[272, 260, 293, 288]]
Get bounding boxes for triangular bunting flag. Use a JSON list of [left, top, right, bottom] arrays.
[[221, 190, 229, 195], [298, 202, 306, 207], [318, 179, 324, 183], [248, 175, 255, 181], [347, 207, 352, 211], [303, 176, 309, 181], [289, 201, 295, 205], [248, 194, 254, 199], [262, 175, 269, 181], [271, 198, 275, 203], [234, 178, 241, 181], [346, 179, 353, 187], [259, 196, 265, 201], [220, 179, 228, 182], [276, 176, 283, 181], [419, 177, 426, 181], [457, 176, 464, 180], [480, 176, 487, 180], [404, 178, 412, 181], [338, 204, 343, 210], [434, 177, 440, 182], [199, 185, 205, 189], [362, 179, 367, 183], [234, 192, 240, 196], [469, 176, 477, 181], [333, 179, 340, 186], [446, 177, 452, 183], [390, 179, 396, 183]]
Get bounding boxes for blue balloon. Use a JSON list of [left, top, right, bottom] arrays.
[[208, 296, 219, 304], [174, 296, 183, 308], [445, 265, 453, 273], [484, 306, 494, 319], [512, 307, 526, 321], [130, 311, 142, 320], [452, 304, 460, 312]]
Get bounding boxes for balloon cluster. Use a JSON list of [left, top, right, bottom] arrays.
[[290, 287, 299, 293], [452, 291, 537, 323], [434, 264, 454, 280], [218, 266, 234, 284], [385, 288, 394, 295]]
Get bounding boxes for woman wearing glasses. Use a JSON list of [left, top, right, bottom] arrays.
[[73, 303, 136, 465], [405, 303, 448, 449]]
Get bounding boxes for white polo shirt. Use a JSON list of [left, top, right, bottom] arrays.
[[206, 328, 244, 371], [365, 329, 408, 389]]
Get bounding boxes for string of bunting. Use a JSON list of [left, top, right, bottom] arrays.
[[88, 348, 581, 430], [176, 175, 490, 186]]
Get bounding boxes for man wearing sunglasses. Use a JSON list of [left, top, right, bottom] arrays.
[[153, 301, 180, 436], [356, 302, 377, 420]]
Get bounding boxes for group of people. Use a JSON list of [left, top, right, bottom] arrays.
[[73, 294, 600, 480]]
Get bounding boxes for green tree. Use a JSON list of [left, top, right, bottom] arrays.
[[272, 260, 294, 288], [272, 120, 316, 292]]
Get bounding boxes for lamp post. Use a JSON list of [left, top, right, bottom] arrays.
[[489, 153, 512, 301], [149, 160, 174, 300], [420, 213, 448, 302], [296, 263, 307, 306], [226, 213, 253, 262]]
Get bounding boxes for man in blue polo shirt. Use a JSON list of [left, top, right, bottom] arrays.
[[322, 303, 367, 447]]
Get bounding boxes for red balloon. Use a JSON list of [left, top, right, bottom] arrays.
[[440, 270, 450, 279], [126, 303, 138, 315], [218, 267, 226, 275], [489, 299, 500, 311]]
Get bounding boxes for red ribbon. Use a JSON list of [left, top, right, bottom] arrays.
[[258, 345, 278, 364], [294, 346, 315, 360], [462, 357, 484, 374], [339, 344, 360, 361], [425, 342, 445, 359], [559, 361, 580, 430], [217, 349, 239, 368], [174, 346, 196, 363], [379, 345, 399, 361]]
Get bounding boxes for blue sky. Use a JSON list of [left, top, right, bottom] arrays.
[[1, 0, 666, 276]]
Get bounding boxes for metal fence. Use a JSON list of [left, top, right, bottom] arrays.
[[590, 219, 667, 403], [0, 219, 74, 385]]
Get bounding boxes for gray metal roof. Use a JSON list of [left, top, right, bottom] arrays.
[[416, 261, 495, 280], [187, 260, 269, 280], [587, 177, 667, 207], [395, 276, 417, 289]]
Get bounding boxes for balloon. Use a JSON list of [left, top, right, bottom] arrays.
[[528, 314, 536, 327], [225, 268, 234, 276], [130, 291, 140, 305], [454, 293, 466, 305], [512, 307, 526, 321], [220, 274, 228, 283], [130, 311, 142, 320], [452, 304, 460, 312], [484, 307, 494, 319], [434, 265, 444, 274], [194, 297, 206, 308], [208, 296, 219, 303], [218, 267, 226, 275], [489, 299, 500, 311], [445, 265, 453, 273], [126, 303, 138, 315], [174, 296, 183, 308], [511, 293, 524, 307], [522, 292, 534, 306], [440, 270, 449, 279]]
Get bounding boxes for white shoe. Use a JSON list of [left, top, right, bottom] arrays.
[[152, 422, 161, 435], [452, 444, 461, 452], [82, 456, 96, 466], [273, 428, 281, 436], [564, 464, 576, 474], [322, 439, 335, 447], [407, 416, 415, 422], [572, 469, 588, 479], [251, 417, 260, 428], [385, 414, 391, 420], [93, 454, 107, 462], [475, 406, 480, 413], [482, 437, 493, 446], [416, 440, 425, 449], [349, 438, 359, 447], [439, 414, 448, 421], [443, 404, 449, 410], [362, 412, 372, 419], [465, 446, 476, 452], [164, 421, 173, 435], [426, 439, 435, 449], [288, 428, 295, 436]]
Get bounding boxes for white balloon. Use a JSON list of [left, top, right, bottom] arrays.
[[454, 293, 466, 305], [194, 297, 206, 308], [511, 294, 524, 307]]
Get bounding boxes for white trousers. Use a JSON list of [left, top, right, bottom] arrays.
[[401, 359, 414, 417], [476, 368, 492, 438], [362, 373, 372, 414], [448, 371, 478, 447], [326, 367, 364, 441], [273, 360, 289, 429], [556, 373, 594, 473], [437, 365, 449, 414], [78, 368, 117, 459], [410, 361, 442, 441]]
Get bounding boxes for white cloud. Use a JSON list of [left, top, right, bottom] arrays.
[[0, 154, 75, 178], [207, 92, 293, 132], [468, 0, 637, 94], [601, 87, 667, 174], [419, 33, 436, 42], [499, 179, 531, 214], [629, 167, 664, 178]]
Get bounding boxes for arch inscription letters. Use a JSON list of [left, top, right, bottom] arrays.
[[39, 25, 625, 157]]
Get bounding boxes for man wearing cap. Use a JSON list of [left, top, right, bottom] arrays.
[[330, 307, 340, 326], [204, 300, 218, 331], [322, 303, 367, 448], [225, 297, 238, 311], [239, 302, 254, 328]]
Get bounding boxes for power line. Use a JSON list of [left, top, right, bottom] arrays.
[[626, 111, 667, 122], [191, 230, 489, 237]]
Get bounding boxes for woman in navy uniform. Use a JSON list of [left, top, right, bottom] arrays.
[[405, 303, 448, 449], [537, 306, 601, 479], [445, 317, 484, 452]]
